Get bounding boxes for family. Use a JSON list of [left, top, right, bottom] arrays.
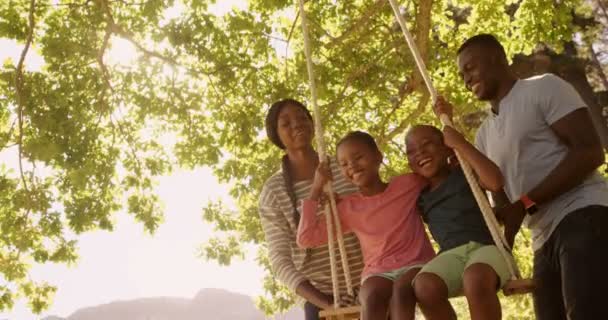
[[258, 34, 608, 320]]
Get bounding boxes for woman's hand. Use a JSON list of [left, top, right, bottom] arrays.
[[319, 293, 334, 309], [319, 293, 358, 309], [296, 281, 335, 309], [310, 161, 333, 200]]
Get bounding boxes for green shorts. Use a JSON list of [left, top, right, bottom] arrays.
[[363, 264, 425, 284], [416, 242, 510, 297]]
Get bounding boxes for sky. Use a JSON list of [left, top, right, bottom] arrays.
[[0, 1, 272, 319]]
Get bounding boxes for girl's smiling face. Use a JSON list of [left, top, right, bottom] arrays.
[[337, 139, 382, 188]]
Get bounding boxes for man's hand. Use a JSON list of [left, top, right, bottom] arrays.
[[495, 200, 526, 250]]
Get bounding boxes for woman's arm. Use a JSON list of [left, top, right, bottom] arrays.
[[296, 281, 333, 309], [259, 188, 308, 293]]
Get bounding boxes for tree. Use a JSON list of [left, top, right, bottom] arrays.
[[0, 0, 604, 317]]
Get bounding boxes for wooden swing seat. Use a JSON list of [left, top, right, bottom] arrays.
[[319, 305, 361, 320], [502, 278, 536, 296], [318, 279, 535, 319]]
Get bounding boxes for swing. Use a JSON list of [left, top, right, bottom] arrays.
[[296, 1, 534, 319]]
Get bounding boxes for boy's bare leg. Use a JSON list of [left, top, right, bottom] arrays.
[[463, 263, 501, 320], [414, 272, 456, 320]]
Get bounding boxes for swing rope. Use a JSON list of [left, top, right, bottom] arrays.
[[386, 0, 522, 282], [298, 0, 355, 307]]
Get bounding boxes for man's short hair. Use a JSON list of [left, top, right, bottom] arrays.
[[457, 34, 506, 59]]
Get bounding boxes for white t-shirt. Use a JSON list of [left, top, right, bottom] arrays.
[[476, 73, 608, 251]]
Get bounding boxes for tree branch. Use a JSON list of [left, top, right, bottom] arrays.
[[15, 0, 37, 193], [284, 9, 300, 82], [97, 21, 114, 111], [596, 0, 608, 21], [321, 46, 397, 117], [0, 119, 17, 151], [588, 42, 608, 91], [98, 0, 203, 73], [375, 0, 433, 146], [96, 0, 223, 102], [409, 0, 432, 91], [377, 91, 429, 147], [327, 0, 386, 48]]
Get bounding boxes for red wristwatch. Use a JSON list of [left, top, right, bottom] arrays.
[[520, 194, 538, 215]]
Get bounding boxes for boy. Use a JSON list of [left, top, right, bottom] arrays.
[[401, 97, 509, 320]]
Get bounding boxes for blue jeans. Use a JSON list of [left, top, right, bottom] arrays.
[[304, 301, 321, 320], [533, 205, 608, 320]]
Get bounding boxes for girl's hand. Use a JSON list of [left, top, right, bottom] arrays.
[[443, 126, 467, 150], [433, 95, 454, 122], [310, 161, 333, 200], [318, 192, 341, 207]]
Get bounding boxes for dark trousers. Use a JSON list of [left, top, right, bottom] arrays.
[[304, 301, 321, 320], [533, 205, 608, 320]]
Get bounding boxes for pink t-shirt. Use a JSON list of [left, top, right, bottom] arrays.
[[297, 173, 436, 278]]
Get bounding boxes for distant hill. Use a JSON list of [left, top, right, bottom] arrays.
[[42, 288, 303, 320]]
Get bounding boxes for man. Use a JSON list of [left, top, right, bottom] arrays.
[[449, 34, 608, 319]]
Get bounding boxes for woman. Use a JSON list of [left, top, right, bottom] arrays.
[[258, 99, 364, 319]]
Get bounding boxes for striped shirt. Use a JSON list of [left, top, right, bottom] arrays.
[[258, 159, 364, 297]]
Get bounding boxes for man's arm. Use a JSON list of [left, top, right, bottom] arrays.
[[527, 108, 604, 205], [498, 108, 604, 247]]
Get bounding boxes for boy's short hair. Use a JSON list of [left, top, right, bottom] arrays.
[[405, 125, 444, 144]]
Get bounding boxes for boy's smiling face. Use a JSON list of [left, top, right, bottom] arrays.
[[405, 126, 452, 179]]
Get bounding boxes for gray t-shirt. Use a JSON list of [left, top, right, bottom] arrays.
[[475, 73, 608, 251], [418, 167, 494, 252]]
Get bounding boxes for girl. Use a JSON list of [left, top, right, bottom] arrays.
[[297, 131, 435, 320], [258, 99, 364, 320]]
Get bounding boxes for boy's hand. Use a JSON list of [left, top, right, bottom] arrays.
[[310, 161, 333, 200], [442, 126, 467, 150], [433, 96, 454, 122]]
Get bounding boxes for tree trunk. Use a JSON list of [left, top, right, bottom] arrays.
[[511, 46, 608, 150]]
